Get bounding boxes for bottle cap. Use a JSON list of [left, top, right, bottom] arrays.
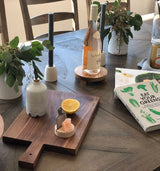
[[90, 4, 98, 21]]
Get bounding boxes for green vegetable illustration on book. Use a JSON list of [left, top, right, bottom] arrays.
[[149, 108, 160, 115], [120, 87, 134, 96], [137, 84, 147, 91], [150, 82, 159, 93], [129, 98, 140, 107], [141, 110, 156, 123], [141, 114, 156, 123], [135, 73, 160, 83]]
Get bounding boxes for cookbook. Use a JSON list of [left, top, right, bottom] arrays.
[[114, 80, 160, 132], [115, 68, 160, 88]]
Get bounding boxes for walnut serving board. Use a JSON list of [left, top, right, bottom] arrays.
[[3, 90, 99, 169]]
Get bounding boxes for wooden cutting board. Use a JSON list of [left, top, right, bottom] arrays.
[[3, 90, 100, 169]]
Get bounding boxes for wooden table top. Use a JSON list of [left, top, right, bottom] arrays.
[[1, 19, 160, 171]]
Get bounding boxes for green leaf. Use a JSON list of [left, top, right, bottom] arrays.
[[0, 62, 5, 75], [126, 29, 133, 38], [0, 54, 2, 60], [127, 11, 132, 16], [5, 74, 15, 87], [36, 66, 43, 77], [32, 41, 43, 51], [135, 14, 143, 25], [10, 36, 19, 49], [14, 84, 19, 92], [114, 1, 119, 8], [33, 57, 41, 62], [103, 28, 110, 37], [20, 45, 31, 52], [42, 40, 54, 51], [32, 47, 42, 57], [19, 67, 25, 77], [16, 73, 23, 85], [123, 33, 129, 44], [108, 32, 112, 43], [2, 52, 12, 63]]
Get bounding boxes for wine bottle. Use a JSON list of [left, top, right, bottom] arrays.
[[82, 4, 102, 75]]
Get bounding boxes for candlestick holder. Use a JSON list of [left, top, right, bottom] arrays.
[[44, 65, 57, 82]]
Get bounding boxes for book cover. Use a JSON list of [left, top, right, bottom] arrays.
[[115, 80, 160, 132], [115, 68, 160, 88]]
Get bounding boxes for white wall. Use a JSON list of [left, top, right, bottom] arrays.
[[4, 0, 155, 42]]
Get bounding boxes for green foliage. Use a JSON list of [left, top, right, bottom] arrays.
[[0, 37, 54, 92], [94, 0, 143, 44]]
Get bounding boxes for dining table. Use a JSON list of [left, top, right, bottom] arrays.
[[1, 18, 160, 171]]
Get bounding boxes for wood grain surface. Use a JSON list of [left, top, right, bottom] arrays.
[[3, 90, 99, 169]]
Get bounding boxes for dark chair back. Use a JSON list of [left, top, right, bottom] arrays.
[[0, 0, 9, 44], [19, 0, 79, 40]]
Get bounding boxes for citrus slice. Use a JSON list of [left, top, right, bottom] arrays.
[[61, 98, 80, 114]]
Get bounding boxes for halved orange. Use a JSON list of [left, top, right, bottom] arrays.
[[61, 98, 80, 114]]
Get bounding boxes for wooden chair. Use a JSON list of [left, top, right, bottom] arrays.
[[0, 0, 9, 44], [86, 0, 130, 25], [19, 0, 79, 40]]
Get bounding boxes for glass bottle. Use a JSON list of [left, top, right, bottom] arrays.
[[82, 4, 102, 75], [150, 1, 160, 69]]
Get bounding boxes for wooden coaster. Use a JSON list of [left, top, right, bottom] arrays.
[[0, 115, 4, 139], [74, 65, 108, 85]]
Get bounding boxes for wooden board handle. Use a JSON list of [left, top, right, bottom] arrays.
[[19, 141, 44, 169]]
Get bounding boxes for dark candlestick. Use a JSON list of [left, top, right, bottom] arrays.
[[158, 1, 160, 17], [99, 3, 106, 52], [49, 13, 54, 67]]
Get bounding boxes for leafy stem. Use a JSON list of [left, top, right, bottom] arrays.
[[0, 36, 54, 91], [94, 0, 143, 44]]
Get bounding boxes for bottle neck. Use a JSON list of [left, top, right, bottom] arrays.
[[90, 16, 97, 22], [90, 5, 98, 21], [154, 1, 160, 16]]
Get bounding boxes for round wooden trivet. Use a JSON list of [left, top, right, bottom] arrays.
[[0, 115, 4, 139], [74, 65, 108, 85]]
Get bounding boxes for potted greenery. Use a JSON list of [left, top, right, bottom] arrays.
[[94, 0, 143, 55], [0, 36, 53, 100]]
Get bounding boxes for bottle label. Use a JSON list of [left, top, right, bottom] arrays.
[[93, 31, 100, 39], [155, 48, 160, 66], [87, 50, 101, 70], [83, 46, 92, 69]]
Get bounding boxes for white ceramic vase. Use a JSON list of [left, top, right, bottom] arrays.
[[26, 80, 47, 117], [0, 73, 22, 100], [108, 31, 128, 55]]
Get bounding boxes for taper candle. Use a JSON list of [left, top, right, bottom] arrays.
[[99, 3, 106, 52], [48, 13, 54, 67]]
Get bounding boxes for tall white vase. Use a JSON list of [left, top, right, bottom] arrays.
[[26, 80, 47, 117], [0, 73, 22, 100], [108, 31, 128, 55]]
